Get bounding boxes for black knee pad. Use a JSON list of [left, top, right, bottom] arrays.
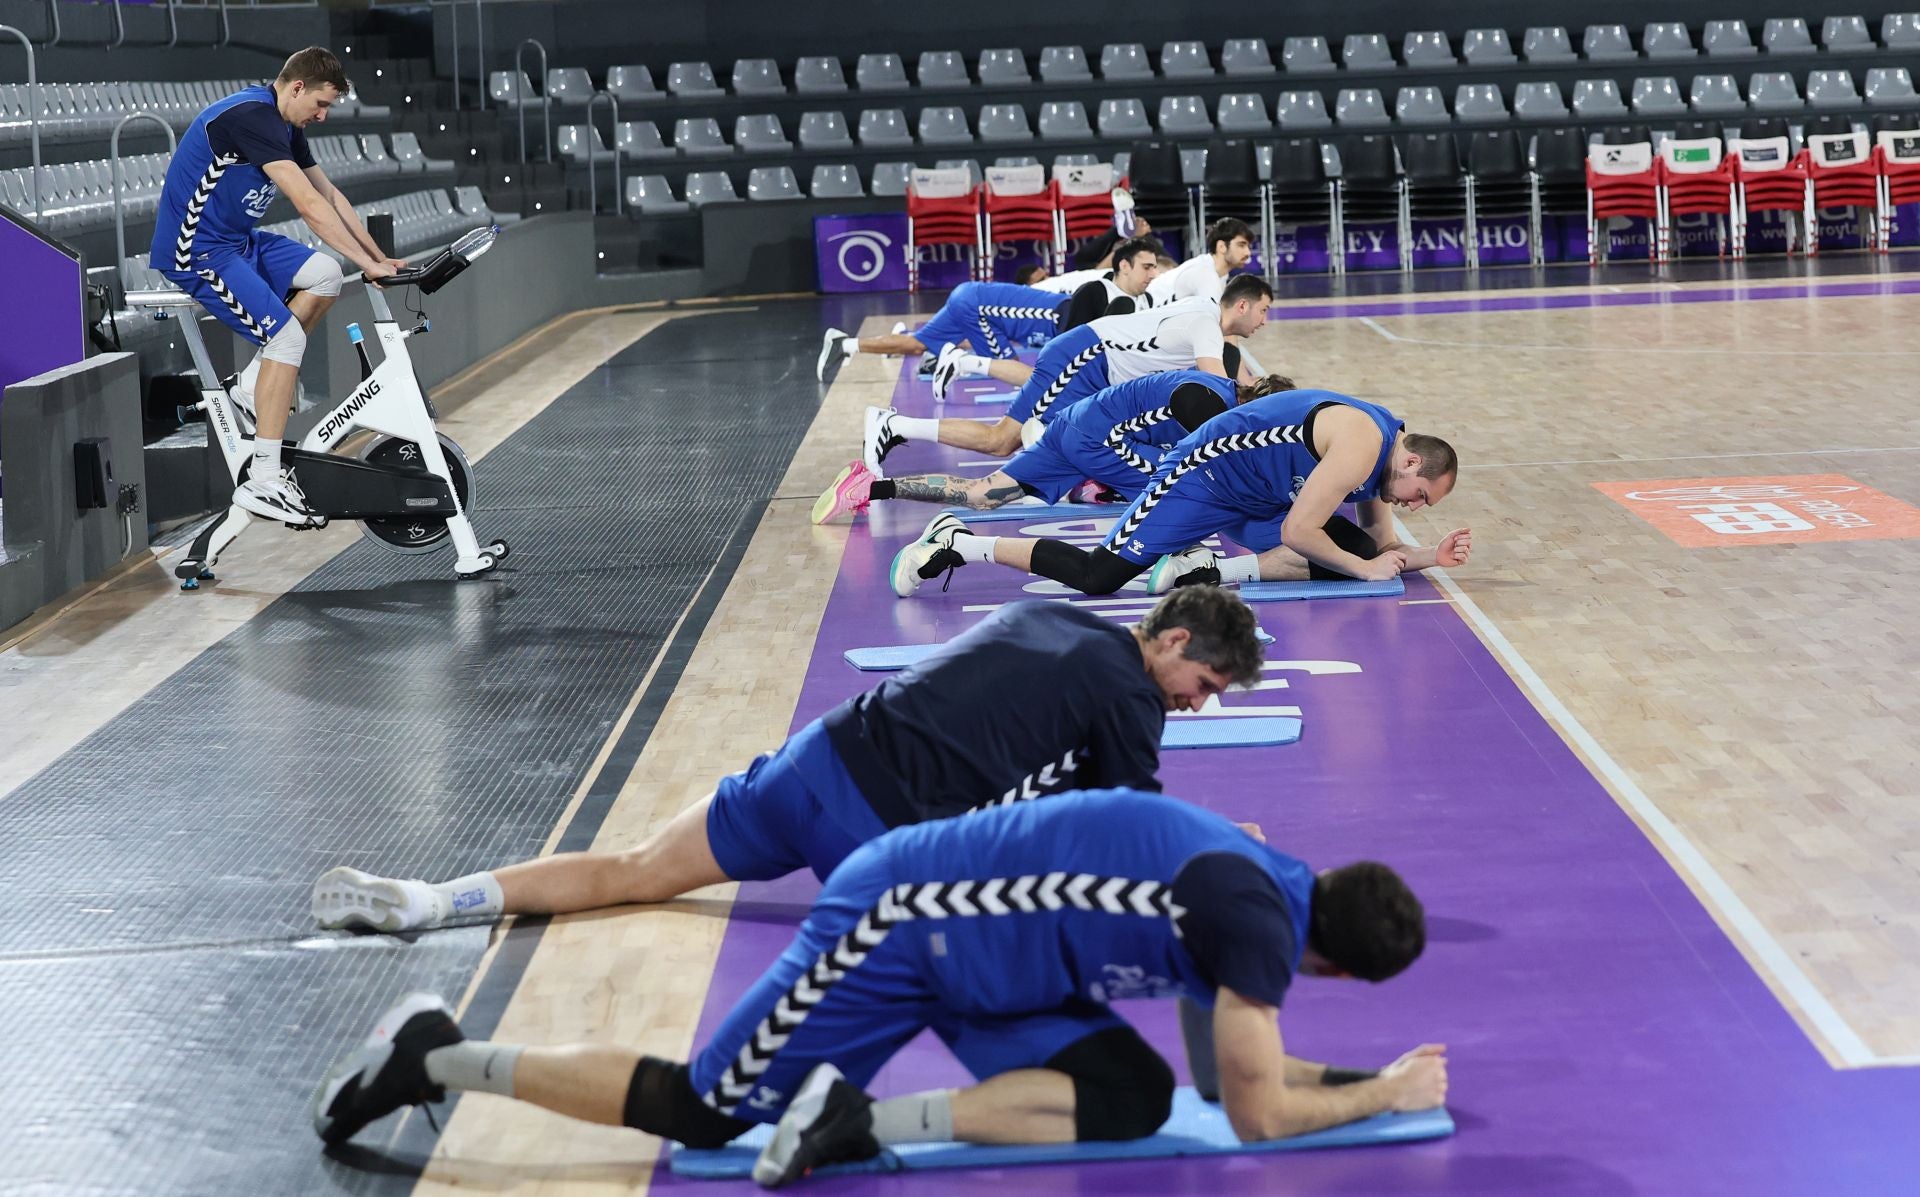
[[1044, 1025, 1175, 1141], [1308, 514, 1381, 581], [623, 1057, 752, 1149]]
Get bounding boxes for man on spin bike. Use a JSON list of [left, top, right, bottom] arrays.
[[149, 47, 404, 525]]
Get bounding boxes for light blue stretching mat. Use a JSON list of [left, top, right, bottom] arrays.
[[1240, 578, 1404, 602], [969, 391, 1016, 404], [844, 631, 1273, 672], [669, 1089, 1453, 1179], [1162, 716, 1300, 748]]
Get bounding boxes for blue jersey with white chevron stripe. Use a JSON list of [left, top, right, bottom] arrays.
[[1167, 390, 1403, 516], [149, 85, 314, 267], [1052, 370, 1236, 453], [851, 788, 1314, 1014]]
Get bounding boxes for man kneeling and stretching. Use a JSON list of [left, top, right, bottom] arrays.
[[313, 789, 1446, 1189]]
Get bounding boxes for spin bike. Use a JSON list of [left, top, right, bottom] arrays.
[[125, 226, 510, 591]]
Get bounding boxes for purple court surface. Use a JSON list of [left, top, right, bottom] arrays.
[[657, 340, 1918, 1195]]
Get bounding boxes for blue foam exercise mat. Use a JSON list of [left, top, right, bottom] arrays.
[[938, 504, 1117, 523], [847, 630, 1273, 671], [669, 1089, 1452, 1179], [970, 391, 1016, 404], [1162, 716, 1300, 748], [1239, 577, 1404, 602]]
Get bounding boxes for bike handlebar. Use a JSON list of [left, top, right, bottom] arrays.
[[378, 225, 501, 295]]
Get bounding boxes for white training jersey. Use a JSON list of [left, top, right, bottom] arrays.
[[1144, 253, 1225, 306], [1090, 297, 1225, 382], [1034, 267, 1157, 309]]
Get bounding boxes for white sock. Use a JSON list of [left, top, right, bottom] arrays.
[[841, 337, 859, 358], [235, 352, 262, 398], [433, 871, 505, 920], [956, 353, 993, 377], [252, 439, 283, 477], [1218, 555, 1261, 583], [892, 415, 941, 441], [949, 532, 998, 564], [424, 1040, 523, 1098], [868, 1089, 954, 1146]]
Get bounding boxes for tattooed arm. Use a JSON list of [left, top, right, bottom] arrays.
[[887, 471, 1031, 510]]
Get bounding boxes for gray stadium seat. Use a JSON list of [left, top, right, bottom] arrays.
[[1335, 88, 1391, 127], [666, 62, 724, 97], [747, 165, 802, 200], [1631, 77, 1687, 116], [1039, 46, 1092, 82], [1221, 38, 1275, 75], [1690, 75, 1747, 115], [1571, 79, 1629, 119], [857, 108, 914, 146], [488, 69, 537, 106], [1523, 26, 1576, 63], [979, 49, 1030, 86], [917, 51, 969, 88], [1038, 101, 1094, 140], [1453, 83, 1507, 121], [1101, 43, 1154, 79], [1275, 90, 1333, 130], [1216, 93, 1272, 132], [810, 163, 864, 197], [1513, 81, 1570, 120], [1161, 41, 1213, 77], [799, 111, 855, 149], [1396, 86, 1450, 125], [615, 121, 675, 161], [1582, 25, 1635, 61], [1703, 20, 1758, 57], [1403, 32, 1456, 67], [1097, 98, 1152, 137], [545, 67, 595, 105], [918, 106, 973, 145], [1642, 23, 1696, 58], [555, 124, 614, 163], [684, 170, 739, 206], [935, 158, 983, 185], [1806, 70, 1861, 108], [1748, 73, 1804, 111], [1157, 95, 1212, 134], [1884, 15, 1920, 48], [606, 66, 660, 102], [1762, 18, 1816, 55], [795, 57, 848, 94], [1866, 67, 1920, 106], [1053, 153, 1100, 169], [1822, 17, 1873, 50], [734, 113, 791, 152], [856, 53, 909, 91], [626, 174, 688, 214], [992, 156, 1041, 168], [978, 103, 1033, 142], [1463, 28, 1516, 65], [1342, 34, 1395, 70], [732, 58, 785, 95], [1180, 147, 1208, 183], [1282, 36, 1336, 74], [872, 162, 914, 195], [674, 117, 731, 157]]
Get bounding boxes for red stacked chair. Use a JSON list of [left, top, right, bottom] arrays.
[[1053, 162, 1120, 256], [1876, 125, 1920, 251], [1732, 130, 1811, 255], [980, 164, 1062, 277], [905, 168, 983, 292], [1803, 127, 1880, 255], [1586, 136, 1665, 263], [1658, 135, 1740, 258]]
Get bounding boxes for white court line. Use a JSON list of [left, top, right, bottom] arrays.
[[1477, 445, 1920, 469], [1349, 315, 1920, 357], [1397, 518, 1902, 1069]]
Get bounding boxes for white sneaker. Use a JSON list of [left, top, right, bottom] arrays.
[[816, 327, 849, 381], [1147, 547, 1223, 593], [890, 321, 908, 335], [889, 512, 968, 598], [931, 343, 964, 402], [863, 405, 906, 473], [233, 469, 320, 526], [312, 867, 451, 932]]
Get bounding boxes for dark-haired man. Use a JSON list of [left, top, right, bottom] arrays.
[[313, 789, 1445, 1186], [862, 275, 1274, 469], [1146, 217, 1254, 307], [312, 590, 1263, 933], [150, 47, 403, 526], [890, 388, 1471, 598]]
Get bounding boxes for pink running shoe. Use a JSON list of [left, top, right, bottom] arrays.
[[1068, 480, 1122, 504], [812, 461, 877, 525]]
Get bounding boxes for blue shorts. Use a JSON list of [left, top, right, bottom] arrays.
[[1008, 325, 1111, 424], [704, 720, 890, 883], [1003, 423, 1163, 504], [915, 282, 1063, 360], [159, 230, 317, 346], [1103, 472, 1259, 566], [689, 843, 1129, 1124]]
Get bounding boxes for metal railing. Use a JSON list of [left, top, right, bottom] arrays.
[[111, 111, 177, 289], [0, 24, 42, 220], [514, 37, 551, 164], [586, 90, 619, 214]]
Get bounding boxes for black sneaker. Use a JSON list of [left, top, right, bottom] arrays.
[[312, 993, 464, 1147], [751, 1064, 881, 1189]]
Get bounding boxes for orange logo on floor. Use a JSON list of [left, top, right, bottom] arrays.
[[1592, 474, 1920, 547]]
